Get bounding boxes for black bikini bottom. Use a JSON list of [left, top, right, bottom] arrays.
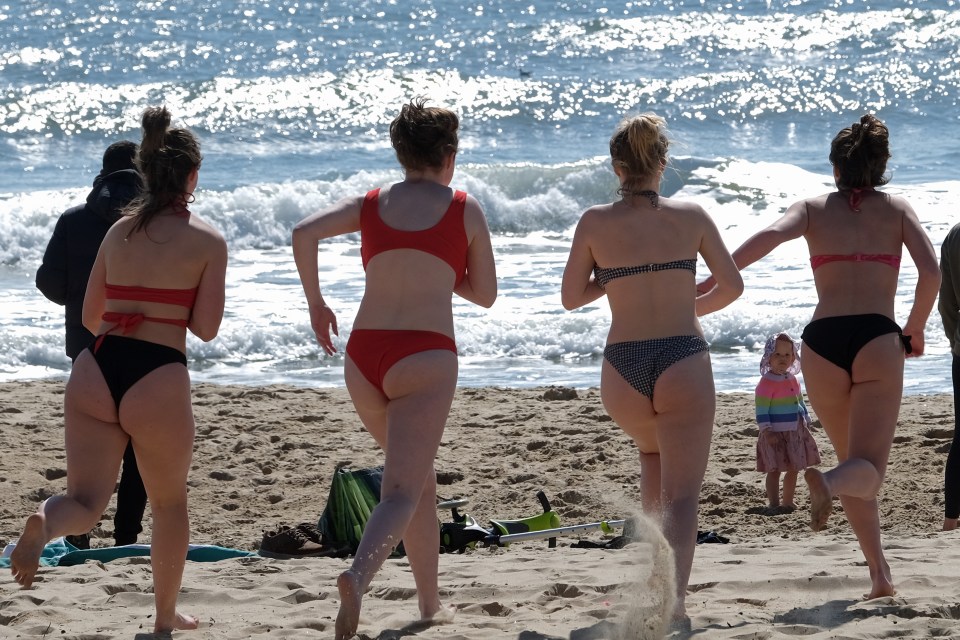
[[88, 335, 187, 409], [801, 314, 910, 374]]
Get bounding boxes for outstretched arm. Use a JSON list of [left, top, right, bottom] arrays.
[[291, 196, 362, 354], [697, 200, 808, 293]]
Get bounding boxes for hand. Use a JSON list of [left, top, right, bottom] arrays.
[[902, 326, 925, 357], [696, 275, 716, 296], [308, 302, 339, 355]]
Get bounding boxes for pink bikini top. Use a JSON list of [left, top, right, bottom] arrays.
[[809, 188, 900, 270], [810, 253, 901, 271], [359, 188, 468, 285], [94, 283, 199, 352]]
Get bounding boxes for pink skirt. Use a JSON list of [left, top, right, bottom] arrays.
[[756, 421, 821, 473]]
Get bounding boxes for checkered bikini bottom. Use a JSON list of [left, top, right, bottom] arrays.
[[604, 335, 710, 399]]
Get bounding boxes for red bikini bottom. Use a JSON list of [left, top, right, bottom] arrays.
[[345, 329, 457, 394]]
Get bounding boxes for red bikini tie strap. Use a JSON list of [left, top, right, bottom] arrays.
[[93, 312, 146, 353]]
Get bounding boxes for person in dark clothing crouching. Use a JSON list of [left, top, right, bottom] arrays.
[[36, 140, 149, 548]]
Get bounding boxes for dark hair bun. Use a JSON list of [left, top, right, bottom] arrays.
[[829, 114, 890, 189], [140, 107, 172, 155]]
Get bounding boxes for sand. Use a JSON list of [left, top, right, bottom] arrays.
[[1, 379, 959, 638]]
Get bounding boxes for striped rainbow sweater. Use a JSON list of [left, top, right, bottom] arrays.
[[755, 372, 809, 433]]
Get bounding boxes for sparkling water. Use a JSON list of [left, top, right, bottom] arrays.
[[1, 0, 958, 393]]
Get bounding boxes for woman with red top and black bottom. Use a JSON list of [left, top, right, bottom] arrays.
[[11, 107, 227, 634], [699, 114, 940, 599], [292, 98, 497, 640]]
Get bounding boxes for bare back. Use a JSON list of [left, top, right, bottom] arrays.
[[803, 190, 906, 320], [574, 198, 709, 342], [84, 210, 227, 351], [354, 182, 474, 336]]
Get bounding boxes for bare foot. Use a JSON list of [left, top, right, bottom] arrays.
[[335, 570, 362, 640], [944, 518, 958, 532], [804, 468, 832, 531], [155, 612, 199, 633], [10, 514, 48, 588], [424, 603, 456, 624], [865, 581, 896, 599], [865, 561, 895, 599], [418, 593, 442, 621]]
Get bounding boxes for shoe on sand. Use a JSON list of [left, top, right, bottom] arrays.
[[295, 522, 322, 545], [259, 525, 326, 558]]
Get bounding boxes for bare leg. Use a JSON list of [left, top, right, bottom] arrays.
[[336, 569, 363, 640], [802, 335, 902, 599], [639, 451, 662, 519], [399, 470, 443, 619], [781, 471, 797, 509], [338, 350, 457, 639], [603, 352, 715, 619], [840, 495, 894, 598], [120, 362, 198, 633], [765, 472, 781, 508], [12, 354, 126, 588]]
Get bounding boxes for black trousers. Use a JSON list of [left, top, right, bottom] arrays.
[[945, 355, 960, 519], [114, 442, 147, 545]]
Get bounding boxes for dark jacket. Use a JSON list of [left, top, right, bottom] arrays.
[[36, 169, 142, 359], [940, 222, 960, 357]]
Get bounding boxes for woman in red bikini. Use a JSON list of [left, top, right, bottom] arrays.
[[292, 98, 497, 640], [700, 114, 940, 599], [10, 107, 227, 634]]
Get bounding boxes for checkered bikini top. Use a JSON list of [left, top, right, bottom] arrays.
[[593, 258, 696, 288]]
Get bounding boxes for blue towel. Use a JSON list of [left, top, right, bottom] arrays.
[[0, 537, 78, 568], [0, 538, 254, 568]]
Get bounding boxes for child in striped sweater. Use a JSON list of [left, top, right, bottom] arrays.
[[755, 332, 821, 512]]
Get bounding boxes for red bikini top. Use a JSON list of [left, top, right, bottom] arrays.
[[105, 283, 199, 307], [810, 253, 901, 270], [359, 188, 468, 285], [94, 283, 199, 352]]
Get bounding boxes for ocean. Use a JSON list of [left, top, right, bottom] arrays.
[[1, 0, 958, 394]]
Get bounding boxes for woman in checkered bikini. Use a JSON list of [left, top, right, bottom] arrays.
[[561, 113, 743, 622]]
